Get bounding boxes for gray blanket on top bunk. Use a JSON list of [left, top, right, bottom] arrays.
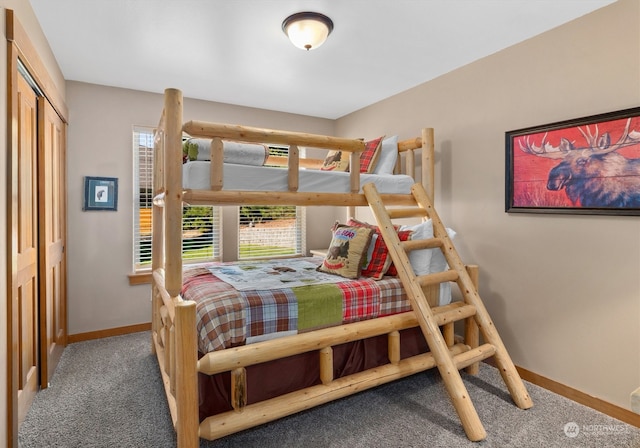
[[183, 138, 268, 166]]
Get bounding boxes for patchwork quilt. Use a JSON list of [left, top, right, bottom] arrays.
[[181, 257, 412, 354]]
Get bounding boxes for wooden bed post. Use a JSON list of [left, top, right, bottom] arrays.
[[163, 88, 199, 447], [164, 88, 183, 297], [422, 128, 435, 204], [175, 301, 199, 448]]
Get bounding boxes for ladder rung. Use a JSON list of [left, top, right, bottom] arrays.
[[399, 302, 477, 328], [432, 301, 477, 326], [387, 208, 428, 219], [401, 237, 443, 252], [453, 343, 496, 370], [417, 269, 459, 287]]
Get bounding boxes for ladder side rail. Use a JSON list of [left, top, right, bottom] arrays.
[[363, 183, 487, 442], [409, 183, 533, 410]]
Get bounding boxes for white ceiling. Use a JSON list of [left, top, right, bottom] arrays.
[[30, 0, 616, 119]]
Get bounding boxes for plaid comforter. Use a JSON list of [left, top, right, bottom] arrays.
[[181, 258, 411, 354]]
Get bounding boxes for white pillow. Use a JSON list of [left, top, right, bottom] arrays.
[[373, 135, 398, 175], [400, 220, 456, 306], [430, 228, 457, 274], [399, 220, 434, 276], [399, 220, 456, 275]]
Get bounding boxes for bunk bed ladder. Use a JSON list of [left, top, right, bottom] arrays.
[[363, 182, 533, 442]]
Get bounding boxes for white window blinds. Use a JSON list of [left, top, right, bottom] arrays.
[[132, 126, 221, 271]]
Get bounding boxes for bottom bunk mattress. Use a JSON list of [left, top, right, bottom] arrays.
[[181, 257, 450, 354]]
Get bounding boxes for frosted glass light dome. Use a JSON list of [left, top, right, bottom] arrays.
[[282, 12, 334, 51]]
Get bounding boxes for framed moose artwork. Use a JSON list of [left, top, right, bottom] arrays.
[[506, 107, 640, 216]]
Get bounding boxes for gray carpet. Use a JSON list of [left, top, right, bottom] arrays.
[[19, 331, 640, 447]]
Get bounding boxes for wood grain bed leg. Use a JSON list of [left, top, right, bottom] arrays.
[[388, 330, 400, 365], [319, 347, 334, 384], [231, 368, 247, 411], [175, 301, 199, 448], [442, 323, 455, 348], [465, 265, 480, 375]]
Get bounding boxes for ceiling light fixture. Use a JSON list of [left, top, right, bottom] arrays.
[[282, 12, 334, 51]]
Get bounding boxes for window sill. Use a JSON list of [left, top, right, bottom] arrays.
[[309, 248, 328, 257], [128, 271, 152, 285]]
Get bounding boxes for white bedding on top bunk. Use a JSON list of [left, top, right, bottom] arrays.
[[182, 161, 416, 193]]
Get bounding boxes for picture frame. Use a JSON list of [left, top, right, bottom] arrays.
[[505, 107, 640, 216], [83, 176, 118, 211]]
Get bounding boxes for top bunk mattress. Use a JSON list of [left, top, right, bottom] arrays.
[[182, 161, 416, 194]]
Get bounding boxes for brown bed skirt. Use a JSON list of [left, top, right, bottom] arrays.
[[198, 326, 429, 421]]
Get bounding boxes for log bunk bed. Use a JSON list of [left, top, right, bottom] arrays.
[[151, 88, 533, 447]]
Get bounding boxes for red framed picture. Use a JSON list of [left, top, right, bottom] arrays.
[[506, 107, 640, 215]]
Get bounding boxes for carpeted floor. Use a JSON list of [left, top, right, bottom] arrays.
[[18, 331, 640, 447]]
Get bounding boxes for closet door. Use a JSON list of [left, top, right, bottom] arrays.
[[38, 97, 67, 386], [14, 71, 39, 424]]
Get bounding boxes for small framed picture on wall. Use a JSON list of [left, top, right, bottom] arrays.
[[83, 176, 118, 211]]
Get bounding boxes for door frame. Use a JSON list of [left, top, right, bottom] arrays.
[[6, 9, 68, 448]]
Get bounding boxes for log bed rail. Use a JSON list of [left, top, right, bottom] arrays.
[[151, 88, 475, 447]]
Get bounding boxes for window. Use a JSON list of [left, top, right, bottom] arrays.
[[132, 127, 221, 272], [238, 145, 306, 260], [238, 205, 305, 259]]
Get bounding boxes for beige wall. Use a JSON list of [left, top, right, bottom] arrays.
[[337, 0, 640, 411], [65, 82, 339, 335], [1, 1, 66, 443]]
